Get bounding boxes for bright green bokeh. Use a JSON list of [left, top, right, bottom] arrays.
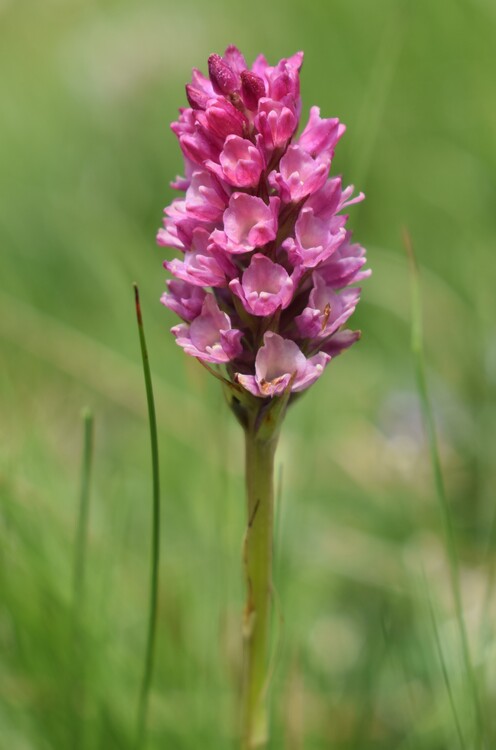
[[1, 0, 496, 747]]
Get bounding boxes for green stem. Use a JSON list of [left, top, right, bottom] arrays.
[[242, 420, 278, 749], [133, 284, 161, 750]]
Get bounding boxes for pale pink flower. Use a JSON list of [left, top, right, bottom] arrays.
[[236, 332, 329, 397], [229, 254, 294, 317], [255, 99, 298, 153], [295, 274, 361, 339], [297, 106, 345, 158], [282, 207, 346, 268], [207, 135, 264, 188], [161, 279, 206, 322], [211, 194, 279, 254], [184, 170, 228, 222], [269, 145, 329, 203], [164, 228, 235, 287], [172, 295, 243, 363]]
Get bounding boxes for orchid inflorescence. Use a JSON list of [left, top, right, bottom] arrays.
[[158, 45, 369, 403]]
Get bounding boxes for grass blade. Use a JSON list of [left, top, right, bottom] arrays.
[[133, 283, 161, 750], [73, 408, 94, 609], [404, 229, 483, 747], [424, 577, 467, 750], [72, 407, 94, 750]]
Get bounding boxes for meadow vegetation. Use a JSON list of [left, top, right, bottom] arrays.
[[1, 0, 495, 747]]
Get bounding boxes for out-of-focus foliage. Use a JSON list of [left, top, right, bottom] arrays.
[[1, 0, 496, 747]]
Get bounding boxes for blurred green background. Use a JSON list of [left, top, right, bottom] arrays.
[[1, 0, 496, 747]]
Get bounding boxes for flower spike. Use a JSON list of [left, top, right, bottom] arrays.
[[158, 47, 368, 403]]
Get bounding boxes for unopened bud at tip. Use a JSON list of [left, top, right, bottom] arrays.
[[208, 53, 238, 95]]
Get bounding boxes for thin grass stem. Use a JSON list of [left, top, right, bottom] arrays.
[[404, 230, 483, 747], [73, 408, 94, 609], [71, 407, 94, 750], [424, 576, 467, 750], [133, 283, 161, 750]]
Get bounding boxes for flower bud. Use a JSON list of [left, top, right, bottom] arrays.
[[185, 84, 209, 110], [240, 70, 266, 110], [208, 53, 238, 95]]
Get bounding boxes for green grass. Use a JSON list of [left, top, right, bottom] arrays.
[[1, 0, 496, 747], [133, 284, 161, 749]]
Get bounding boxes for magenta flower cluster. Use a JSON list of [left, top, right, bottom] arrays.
[[158, 46, 369, 399]]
